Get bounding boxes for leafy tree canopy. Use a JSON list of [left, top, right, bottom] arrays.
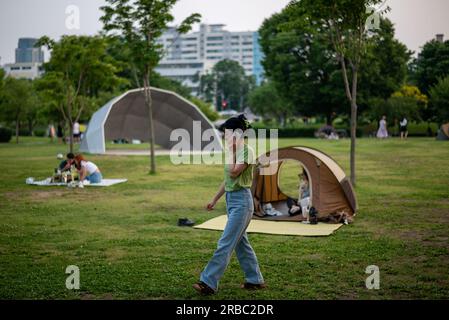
[[200, 59, 255, 111], [429, 76, 449, 124], [411, 39, 449, 94]]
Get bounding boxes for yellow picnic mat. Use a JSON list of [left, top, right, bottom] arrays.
[[194, 215, 343, 237]]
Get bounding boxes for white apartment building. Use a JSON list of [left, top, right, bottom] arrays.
[[3, 62, 44, 80], [155, 24, 264, 96]]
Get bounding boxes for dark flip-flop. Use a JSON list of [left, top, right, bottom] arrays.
[[193, 281, 216, 295], [241, 282, 266, 290]]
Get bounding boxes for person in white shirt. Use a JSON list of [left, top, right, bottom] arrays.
[[399, 117, 408, 140], [74, 154, 102, 183], [73, 121, 80, 143]]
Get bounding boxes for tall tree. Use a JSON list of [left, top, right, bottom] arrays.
[[0, 69, 5, 110], [0, 78, 35, 143], [24, 81, 42, 136], [0, 69, 5, 92], [198, 73, 216, 104], [295, 0, 386, 186], [101, 0, 201, 174], [429, 76, 449, 124], [260, 7, 346, 124], [260, 4, 408, 127], [37, 35, 123, 153], [200, 59, 255, 111], [357, 18, 411, 111], [248, 81, 292, 125], [411, 38, 449, 94], [34, 72, 67, 129]]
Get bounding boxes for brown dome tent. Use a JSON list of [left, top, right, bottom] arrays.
[[251, 146, 358, 222]]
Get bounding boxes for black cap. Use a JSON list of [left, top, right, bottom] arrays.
[[219, 114, 251, 132]]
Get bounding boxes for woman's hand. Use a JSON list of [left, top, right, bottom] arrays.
[[206, 199, 217, 211], [206, 182, 225, 211]]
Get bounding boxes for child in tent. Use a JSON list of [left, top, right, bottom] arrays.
[[287, 169, 311, 220]]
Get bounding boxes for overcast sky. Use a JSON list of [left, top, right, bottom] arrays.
[[1, 0, 448, 64]]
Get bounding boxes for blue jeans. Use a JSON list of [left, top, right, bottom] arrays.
[[86, 171, 102, 183], [200, 188, 264, 290]]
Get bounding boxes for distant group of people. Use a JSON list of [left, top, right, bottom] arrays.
[[376, 115, 408, 140], [48, 121, 82, 143], [59, 153, 102, 183], [316, 125, 340, 140]]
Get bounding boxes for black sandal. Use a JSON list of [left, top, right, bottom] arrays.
[[193, 281, 215, 295]]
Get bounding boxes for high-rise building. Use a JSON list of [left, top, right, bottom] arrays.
[[15, 38, 44, 63], [3, 38, 44, 80], [155, 24, 264, 96]]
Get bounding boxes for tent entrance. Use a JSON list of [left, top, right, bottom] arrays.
[[253, 159, 312, 221]]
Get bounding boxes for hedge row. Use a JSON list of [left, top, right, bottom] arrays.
[[0, 128, 48, 138], [0, 127, 12, 143], [252, 123, 438, 138], [251, 126, 362, 138], [361, 123, 438, 137]]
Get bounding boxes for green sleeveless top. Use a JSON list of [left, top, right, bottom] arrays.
[[224, 144, 255, 192]]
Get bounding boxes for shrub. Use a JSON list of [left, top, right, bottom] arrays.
[[18, 129, 31, 136], [189, 97, 219, 122], [406, 123, 438, 137], [334, 126, 363, 138], [251, 125, 362, 138], [34, 129, 46, 137], [277, 127, 317, 137], [0, 127, 12, 143]]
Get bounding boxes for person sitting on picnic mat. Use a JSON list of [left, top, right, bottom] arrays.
[[287, 168, 310, 217], [74, 154, 102, 184], [58, 153, 75, 172]]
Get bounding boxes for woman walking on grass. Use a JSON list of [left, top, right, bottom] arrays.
[[377, 115, 389, 139], [193, 115, 265, 295]]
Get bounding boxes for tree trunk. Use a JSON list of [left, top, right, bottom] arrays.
[[278, 115, 283, 126], [143, 73, 156, 174], [338, 57, 358, 187], [15, 119, 19, 144], [349, 67, 358, 187], [69, 121, 74, 153], [350, 100, 357, 186]]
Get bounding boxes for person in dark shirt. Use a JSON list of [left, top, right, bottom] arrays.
[[58, 153, 75, 172], [57, 123, 64, 144]]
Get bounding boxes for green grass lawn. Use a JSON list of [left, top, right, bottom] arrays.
[[0, 137, 448, 299]]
